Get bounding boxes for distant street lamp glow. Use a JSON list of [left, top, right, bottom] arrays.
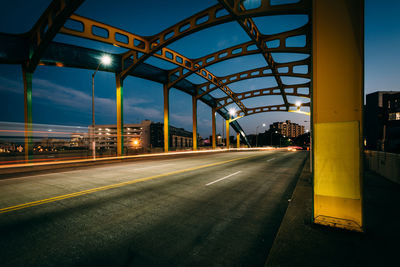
[[256, 123, 266, 147], [296, 101, 301, 107], [229, 108, 236, 117], [91, 55, 113, 160], [101, 55, 112, 65]]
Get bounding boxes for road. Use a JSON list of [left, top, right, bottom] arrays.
[[0, 150, 306, 267]]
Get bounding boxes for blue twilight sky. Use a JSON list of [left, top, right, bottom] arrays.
[[0, 0, 399, 138]]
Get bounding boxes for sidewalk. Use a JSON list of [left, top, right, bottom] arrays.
[[266, 157, 400, 267]]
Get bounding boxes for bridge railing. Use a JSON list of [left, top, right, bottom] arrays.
[[364, 150, 400, 184]]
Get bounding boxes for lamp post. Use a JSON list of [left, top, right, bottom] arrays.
[[256, 123, 266, 147], [91, 55, 111, 159], [271, 130, 278, 146], [280, 135, 286, 147], [227, 108, 237, 149]]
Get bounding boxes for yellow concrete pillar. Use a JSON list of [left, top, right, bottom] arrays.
[[236, 132, 240, 148], [192, 96, 197, 150], [312, 0, 364, 231], [163, 85, 169, 152], [116, 74, 124, 157], [212, 107, 216, 150], [226, 119, 230, 149]]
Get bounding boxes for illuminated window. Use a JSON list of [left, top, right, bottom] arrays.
[[388, 112, 400, 121]]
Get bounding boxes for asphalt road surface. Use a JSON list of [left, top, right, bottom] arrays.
[[0, 150, 306, 267]]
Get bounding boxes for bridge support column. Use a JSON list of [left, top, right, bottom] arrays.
[[226, 120, 230, 149], [192, 96, 197, 151], [236, 132, 240, 149], [116, 74, 124, 157], [212, 107, 216, 150], [312, 0, 364, 231], [22, 68, 33, 162], [163, 85, 169, 152]]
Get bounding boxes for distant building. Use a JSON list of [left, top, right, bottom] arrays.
[[208, 134, 223, 146], [149, 122, 193, 149], [269, 120, 305, 138], [70, 133, 88, 147], [89, 120, 193, 151], [364, 91, 400, 153]]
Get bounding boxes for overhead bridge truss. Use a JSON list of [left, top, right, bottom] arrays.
[[0, 0, 367, 234], [0, 0, 312, 147]]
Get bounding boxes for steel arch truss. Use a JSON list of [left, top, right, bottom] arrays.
[[239, 102, 311, 117], [168, 22, 310, 89], [216, 82, 310, 111], [0, 0, 313, 144], [197, 58, 311, 96]]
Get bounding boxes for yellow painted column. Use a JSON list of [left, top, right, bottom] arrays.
[[212, 107, 216, 149], [22, 68, 33, 162], [116, 74, 124, 157], [192, 96, 197, 150], [163, 85, 169, 152], [236, 132, 240, 148], [226, 119, 230, 149], [312, 0, 364, 231]]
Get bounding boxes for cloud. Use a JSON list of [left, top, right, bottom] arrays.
[[0, 76, 24, 94], [126, 106, 162, 119], [3, 77, 157, 118], [171, 113, 192, 126], [0, 76, 169, 124], [125, 97, 153, 106]]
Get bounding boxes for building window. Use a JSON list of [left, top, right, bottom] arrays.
[[388, 112, 400, 121]]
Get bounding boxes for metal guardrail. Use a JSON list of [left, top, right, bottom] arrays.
[[364, 150, 400, 184]]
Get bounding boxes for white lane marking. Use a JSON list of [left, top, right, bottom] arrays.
[[267, 158, 275, 162], [206, 171, 241, 186]]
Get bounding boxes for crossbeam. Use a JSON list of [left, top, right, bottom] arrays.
[[218, 0, 311, 110]]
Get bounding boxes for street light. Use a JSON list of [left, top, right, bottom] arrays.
[[271, 130, 278, 146], [226, 108, 237, 149], [91, 55, 112, 159], [296, 101, 301, 111], [280, 135, 286, 147], [256, 123, 266, 147], [229, 108, 236, 118]]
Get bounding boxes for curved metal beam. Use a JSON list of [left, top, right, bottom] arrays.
[[147, 1, 309, 55], [59, 14, 247, 113], [113, 1, 308, 78], [168, 23, 311, 89], [58, 3, 310, 113], [217, 0, 311, 18], [216, 82, 310, 110], [37, 41, 250, 145], [26, 0, 84, 72], [262, 22, 311, 52], [218, 0, 311, 111], [237, 102, 310, 117], [197, 58, 311, 98]]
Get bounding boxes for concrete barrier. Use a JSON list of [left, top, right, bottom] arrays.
[[364, 150, 400, 184]]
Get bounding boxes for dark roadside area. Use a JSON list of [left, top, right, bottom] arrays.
[[266, 156, 400, 267]]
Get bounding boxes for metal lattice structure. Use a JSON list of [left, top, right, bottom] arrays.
[[0, 0, 367, 233], [0, 0, 312, 149]]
